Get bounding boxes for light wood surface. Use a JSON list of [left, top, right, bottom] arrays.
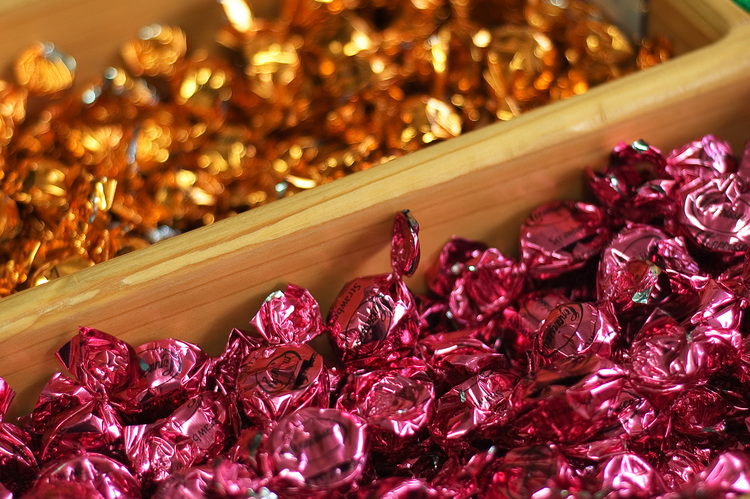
[[0, 0, 748, 418]]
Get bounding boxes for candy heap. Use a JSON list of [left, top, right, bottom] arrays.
[[3, 133, 750, 498], [0, 0, 670, 297]]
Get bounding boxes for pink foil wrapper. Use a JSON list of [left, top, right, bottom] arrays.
[[28, 452, 141, 498], [357, 477, 441, 499], [501, 291, 568, 341], [236, 342, 328, 422], [269, 407, 367, 492], [510, 355, 638, 446], [429, 370, 515, 451], [520, 200, 611, 279], [56, 327, 139, 397], [481, 445, 579, 499], [667, 451, 750, 498], [678, 173, 750, 259], [328, 211, 421, 368], [596, 452, 667, 498], [586, 139, 673, 225], [336, 366, 435, 453], [666, 134, 736, 186], [597, 224, 706, 318], [153, 460, 272, 499], [113, 338, 211, 420], [533, 301, 619, 366], [447, 247, 526, 326], [26, 373, 122, 462], [210, 328, 263, 394], [124, 391, 240, 482], [250, 284, 324, 345], [424, 237, 488, 298], [416, 329, 510, 387]]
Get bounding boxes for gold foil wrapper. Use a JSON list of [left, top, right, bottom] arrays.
[[13, 42, 76, 96]]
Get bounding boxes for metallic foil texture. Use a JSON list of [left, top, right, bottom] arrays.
[[124, 391, 240, 482], [250, 284, 324, 345], [237, 342, 329, 423], [520, 200, 611, 279], [328, 210, 421, 368], [336, 366, 435, 453], [269, 407, 367, 492]]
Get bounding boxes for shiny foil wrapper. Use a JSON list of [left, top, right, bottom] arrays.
[[250, 284, 324, 345], [236, 342, 328, 423], [56, 326, 139, 396], [113, 338, 211, 419], [500, 290, 568, 352], [666, 134, 737, 186], [153, 459, 272, 499], [269, 407, 367, 492], [357, 477, 442, 499], [336, 366, 435, 453], [0, 378, 37, 495], [124, 391, 240, 482], [328, 211, 421, 367], [597, 224, 705, 319], [533, 301, 619, 366], [429, 370, 515, 451], [28, 452, 141, 498], [416, 329, 510, 387], [520, 200, 610, 279]]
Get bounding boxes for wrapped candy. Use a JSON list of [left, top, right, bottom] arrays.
[[328, 210, 421, 368]]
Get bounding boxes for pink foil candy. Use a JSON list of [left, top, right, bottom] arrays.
[[533, 301, 619, 366], [447, 247, 526, 326], [211, 328, 263, 393], [0, 377, 37, 495], [510, 355, 631, 446], [429, 370, 515, 451], [520, 200, 611, 279], [424, 237, 488, 298], [26, 373, 122, 462], [269, 407, 367, 492], [236, 343, 328, 422], [328, 211, 421, 367], [153, 460, 272, 499], [586, 139, 672, 224], [250, 284, 324, 345], [596, 453, 667, 498], [416, 329, 510, 387], [56, 327, 138, 396], [597, 224, 705, 318], [113, 338, 211, 419], [124, 391, 240, 482], [666, 134, 736, 186], [28, 452, 141, 498], [336, 366, 434, 453], [357, 477, 441, 499], [678, 173, 750, 260], [668, 451, 750, 498]]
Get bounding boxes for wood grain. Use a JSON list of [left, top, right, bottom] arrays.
[[0, 0, 748, 418]]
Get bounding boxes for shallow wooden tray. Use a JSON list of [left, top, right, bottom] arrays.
[[0, 0, 748, 417]]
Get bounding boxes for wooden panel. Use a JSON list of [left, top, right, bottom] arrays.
[[0, 0, 748, 419]]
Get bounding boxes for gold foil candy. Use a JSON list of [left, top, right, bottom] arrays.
[[391, 95, 462, 151], [197, 125, 257, 180], [484, 25, 559, 107], [121, 25, 187, 78], [0, 193, 22, 242], [0, 81, 27, 149], [172, 50, 233, 128], [132, 110, 174, 173], [14, 42, 77, 96], [64, 124, 124, 167], [17, 158, 70, 210], [242, 30, 303, 106]]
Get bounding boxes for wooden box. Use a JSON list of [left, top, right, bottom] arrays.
[[0, 0, 748, 418]]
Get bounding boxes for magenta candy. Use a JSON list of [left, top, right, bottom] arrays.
[[153, 460, 272, 499], [250, 284, 324, 345], [124, 391, 240, 482], [236, 342, 328, 422], [357, 477, 441, 498], [56, 327, 139, 397], [30, 452, 141, 498], [269, 408, 367, 491], [424, 237, 488, 298], [336, 366, 434, 453], [666, 134, 736, 185], [520, 200, 611, 279]]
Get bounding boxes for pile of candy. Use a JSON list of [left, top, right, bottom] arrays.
[[3, 133, 750, 498], [0, 0, 670, 297]]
